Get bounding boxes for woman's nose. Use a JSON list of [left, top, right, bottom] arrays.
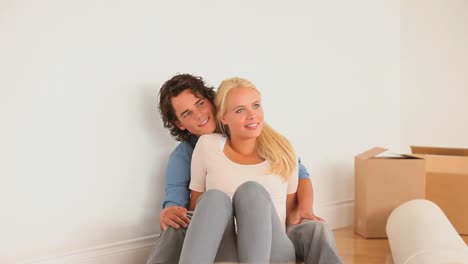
[[247, 110, 256, 120]]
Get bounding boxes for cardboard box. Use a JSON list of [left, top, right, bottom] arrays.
[[355, 147, 425, 238], [411, 146, 468, 235]]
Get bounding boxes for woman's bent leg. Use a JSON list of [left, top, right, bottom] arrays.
[[179, 189, 237, 264], [233, 181, 295, 264]]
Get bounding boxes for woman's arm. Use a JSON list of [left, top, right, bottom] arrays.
[[189, 190, 203, 211], [189, 136, 207, 210]]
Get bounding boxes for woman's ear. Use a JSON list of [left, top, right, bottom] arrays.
[[220, 116, 228, 125]]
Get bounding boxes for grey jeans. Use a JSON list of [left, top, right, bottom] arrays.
[[287, 220, 342, 264], [179, 181, 295, 264], [146, 182, 342, 264]]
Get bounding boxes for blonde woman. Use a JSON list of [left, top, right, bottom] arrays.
[[179, 77, 298, 263]]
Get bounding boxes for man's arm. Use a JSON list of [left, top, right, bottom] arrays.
[[160, 207, 189, 230], [286, 192, 297, 222], [160, 146, 192, 230], [289, 159, 325, 225]]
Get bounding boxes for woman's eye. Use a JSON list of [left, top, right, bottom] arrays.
[[235, 108, 244, 113], [253, 103, 261, 109]]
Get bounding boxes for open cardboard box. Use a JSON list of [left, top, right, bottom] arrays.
[[411, 146, 468, 235], [354, 147, 425, 238]]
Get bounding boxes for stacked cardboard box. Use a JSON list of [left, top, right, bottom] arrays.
[[354, 147, 425, 238], [411, 146, 468, 235], [355, 146, 468, 238]]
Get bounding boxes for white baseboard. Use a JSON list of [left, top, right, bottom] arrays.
[[19, 234, 159, 264], [20, 201, 354, 264], [316, 199, 354, 230]]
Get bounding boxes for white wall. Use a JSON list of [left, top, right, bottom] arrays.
[[401, 0, 468, 151], [0, 0, 400, 263]]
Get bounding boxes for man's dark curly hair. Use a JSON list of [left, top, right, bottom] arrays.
[[158, 74, 216, 141]]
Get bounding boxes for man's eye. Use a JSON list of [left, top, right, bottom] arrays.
[[182, 112, 192, 118], [197, 99, 205, 107]]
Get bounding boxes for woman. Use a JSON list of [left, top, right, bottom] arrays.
[[179, 77, 298, 264]]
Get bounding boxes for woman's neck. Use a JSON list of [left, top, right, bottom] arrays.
[[224, 136, 263, 165], [228, 136, 257, 157]]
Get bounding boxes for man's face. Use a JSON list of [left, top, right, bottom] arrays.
[[171, 89, 217, 137]]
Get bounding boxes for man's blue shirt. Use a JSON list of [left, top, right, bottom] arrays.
[[162, 135, 310, 209]]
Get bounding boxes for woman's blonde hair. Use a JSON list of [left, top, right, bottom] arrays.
[[215, 77, 297, 180]]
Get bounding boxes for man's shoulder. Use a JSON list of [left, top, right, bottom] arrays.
[[170, 139, 195, 159]]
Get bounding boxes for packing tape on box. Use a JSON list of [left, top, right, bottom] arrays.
[[386, 199, 468, 264]]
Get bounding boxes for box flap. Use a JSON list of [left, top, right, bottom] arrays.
[[400, 153, 425, 159], [411, 146, 468, 157], [356, 147, 387, 160]]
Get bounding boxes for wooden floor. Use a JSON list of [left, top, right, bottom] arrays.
[[334, 226, 468, 264]]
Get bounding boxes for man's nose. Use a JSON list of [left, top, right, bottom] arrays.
[[193, 108, 203, 120]]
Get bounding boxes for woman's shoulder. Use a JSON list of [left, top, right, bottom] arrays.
[[197, 133, 225, 149], [199, 133, 224, 141]]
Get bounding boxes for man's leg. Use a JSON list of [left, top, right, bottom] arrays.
[[146, 215, 190, 264], [287, 220, 343, 264], [233, 181, 296, 263], [179, 189, 238, 264]]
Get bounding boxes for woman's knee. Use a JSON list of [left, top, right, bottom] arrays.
[[232, 181, 271, 209], [197, 189, 231, 209], [234, 181, 265, 196]]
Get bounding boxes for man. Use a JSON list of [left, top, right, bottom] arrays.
[[146, 74, 342, 264]]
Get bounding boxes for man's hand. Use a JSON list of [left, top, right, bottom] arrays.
[[287, 207, 326, 226], [160, 206, 190, 230]]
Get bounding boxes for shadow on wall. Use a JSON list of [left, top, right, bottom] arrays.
[[140, 83, 177, 235]]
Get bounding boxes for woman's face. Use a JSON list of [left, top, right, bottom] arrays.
[[220, 87, 264, 140]]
